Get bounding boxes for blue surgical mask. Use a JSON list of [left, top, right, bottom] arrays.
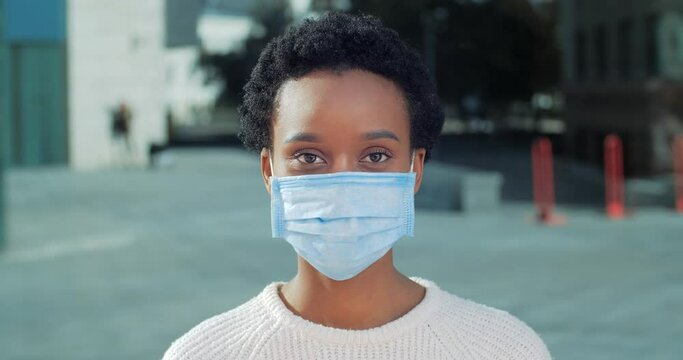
[[269, 155, 416, 281]]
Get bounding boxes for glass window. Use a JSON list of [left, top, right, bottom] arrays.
[[645, 13, 659, 77], [575, 30, 587, 81], [595, 25, 607, 80], [617, 19, 632, 80]]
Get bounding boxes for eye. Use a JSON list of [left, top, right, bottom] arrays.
[[295, 152, 324, 164], [361, 150, 391, 163]]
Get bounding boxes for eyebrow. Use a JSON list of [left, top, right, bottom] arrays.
[[284, 130, 400, 143], [284, 132, 321, 143], [365, 130, 400, 142]]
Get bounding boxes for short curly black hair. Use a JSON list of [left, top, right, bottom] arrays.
[[238, 11, 444, 161]]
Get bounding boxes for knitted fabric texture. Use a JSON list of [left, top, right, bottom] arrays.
[[163, 278, 552, 360]]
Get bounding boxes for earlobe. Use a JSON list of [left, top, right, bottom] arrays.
[[260, 148, 273, 195]]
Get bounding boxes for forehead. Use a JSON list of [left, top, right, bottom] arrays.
[[272, 69, 410, 141]]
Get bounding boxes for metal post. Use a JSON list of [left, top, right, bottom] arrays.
[[531, 137, 565, 225], [674, 135, 683, 214], [604, 134, 625, 219], [532, 137, 555, 221]]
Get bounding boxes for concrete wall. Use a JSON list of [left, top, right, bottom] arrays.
[[67, 0, 167, 169]]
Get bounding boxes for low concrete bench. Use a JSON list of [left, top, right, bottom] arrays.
[[625, 176, 675, 208], [416, 161, 504, 212], [0, 163, 4, 248]]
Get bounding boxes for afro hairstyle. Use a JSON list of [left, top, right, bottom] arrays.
[[238, 11, 444, 161]]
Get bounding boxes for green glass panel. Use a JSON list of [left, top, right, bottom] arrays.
[[15, 44, 67, 165]]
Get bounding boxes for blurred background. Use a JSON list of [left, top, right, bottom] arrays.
[[0, 0, 682, 359]]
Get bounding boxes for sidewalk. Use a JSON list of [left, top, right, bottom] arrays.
[[0, 148, 681, 360]]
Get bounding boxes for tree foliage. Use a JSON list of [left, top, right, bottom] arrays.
[[351, 0, 559, 105], [200, 0, 292, 106], [202, 0, 560, 109]]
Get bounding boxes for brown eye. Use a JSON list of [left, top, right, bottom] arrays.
[[294, 152, 324, 164], [362, 151, 390, 163], [369, 153, 384, 162], [303, 154, 318, 163]]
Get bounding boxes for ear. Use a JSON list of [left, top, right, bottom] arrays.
[[412, 148, 427, 194], [260, 148, 273, 195]]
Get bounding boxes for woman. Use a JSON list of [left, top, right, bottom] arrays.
[[164, 12, 552, 360]]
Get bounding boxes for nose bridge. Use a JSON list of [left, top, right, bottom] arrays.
[[332, 153, 356, 173]]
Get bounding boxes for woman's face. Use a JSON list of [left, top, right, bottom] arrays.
[[261, 69, 426, 194]]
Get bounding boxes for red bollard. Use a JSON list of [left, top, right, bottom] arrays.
[[531, 137, 564, 225], [604, 134, 625, 219], [674, 135, 683, 214]]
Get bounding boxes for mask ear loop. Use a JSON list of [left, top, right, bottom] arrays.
[[268, 150, 275, 177], [409, 150, 416, 173]]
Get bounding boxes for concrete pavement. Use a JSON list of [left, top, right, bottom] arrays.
[[0, 148, 681, 360]]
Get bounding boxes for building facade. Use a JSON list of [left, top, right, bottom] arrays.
[[1, 0, 167, 169], [559, 0, 683, 175], [0, 0, 68, 167], [68, 0, 167, 169]]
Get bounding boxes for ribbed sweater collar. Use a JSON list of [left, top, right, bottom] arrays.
[[258, 277, 444, 345]]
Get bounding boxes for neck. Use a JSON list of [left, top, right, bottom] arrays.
[[278, 250, 425, 330]]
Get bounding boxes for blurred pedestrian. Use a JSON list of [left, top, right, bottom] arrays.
[[111, 102, 134, 166], [164, 12, 551, 360]]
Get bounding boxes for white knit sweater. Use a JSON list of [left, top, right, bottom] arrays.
[[163, 278, 552, 359]]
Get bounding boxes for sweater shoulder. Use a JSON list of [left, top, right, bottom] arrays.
[[162, 293, 277, 360], [431, 290, 552, 360]]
